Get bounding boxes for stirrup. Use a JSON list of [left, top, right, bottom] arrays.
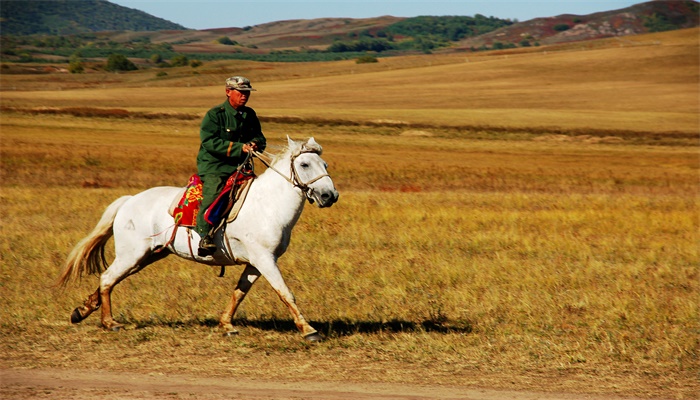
[[198, 235, 217, 256]]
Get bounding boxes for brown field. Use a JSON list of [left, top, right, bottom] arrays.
[[0, 28, 698, 399]]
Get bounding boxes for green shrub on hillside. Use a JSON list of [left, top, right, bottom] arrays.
[[170, 54, 189, 67], [644, 13, 678, 32], [105, 53, 137, 72], [68, 52, 84, 73], [216, 36, 238, 46], [387, 15, 513, 41], [356, 55, 378, 64], [327, 38, 395, 53]]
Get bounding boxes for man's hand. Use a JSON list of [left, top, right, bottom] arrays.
[[242, 142, 258, 153]]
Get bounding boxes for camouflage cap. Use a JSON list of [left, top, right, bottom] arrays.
[[225, 76, 256, 91]]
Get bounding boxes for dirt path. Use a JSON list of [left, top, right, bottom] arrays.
[[1, 368, 645, 400]]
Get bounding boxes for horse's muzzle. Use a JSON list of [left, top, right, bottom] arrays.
[[314, 188, 339, 208]]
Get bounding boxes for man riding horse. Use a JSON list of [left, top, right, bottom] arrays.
[[196, 76, 266, 256]]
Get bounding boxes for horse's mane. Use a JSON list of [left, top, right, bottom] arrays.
[[267, 138, 323, 164]]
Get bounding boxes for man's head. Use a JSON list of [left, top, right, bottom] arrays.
[[225, 76, 255, 109]]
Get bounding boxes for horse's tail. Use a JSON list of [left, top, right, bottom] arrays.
[[56, 195, 132, 287]]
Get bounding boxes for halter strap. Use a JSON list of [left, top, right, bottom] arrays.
[[251, 149, 329, 201]]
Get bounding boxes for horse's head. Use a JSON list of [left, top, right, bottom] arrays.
[[288, 137, 339, 208]]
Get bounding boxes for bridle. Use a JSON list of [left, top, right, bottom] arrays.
[[251, 149, 330, 203]]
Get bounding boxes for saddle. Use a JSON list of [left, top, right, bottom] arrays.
[[168, 169, 255, 229]]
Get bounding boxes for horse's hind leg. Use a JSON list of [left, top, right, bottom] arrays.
[[97, 249, 169, 331], [97, 258, 138, 331], [70, 287, 101, 324], [220, 264, 261, 335]]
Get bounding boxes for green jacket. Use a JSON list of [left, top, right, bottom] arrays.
[[196, 100, 266, 176]]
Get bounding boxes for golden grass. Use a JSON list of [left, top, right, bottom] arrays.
[[0, 28, 698, 397], [1, 28, 697, 135], [1, 109, 698, 397]]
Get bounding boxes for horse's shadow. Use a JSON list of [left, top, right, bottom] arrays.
[[133, 317, 473, 336]]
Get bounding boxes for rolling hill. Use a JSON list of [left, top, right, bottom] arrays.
[[79, 0, 700, 54], [0, 0, 188, 35], [0, 0, 697, 65], [456, 0, 699, 48]]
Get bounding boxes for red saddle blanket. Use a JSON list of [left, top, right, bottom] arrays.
[[172, 170, 255, 228]]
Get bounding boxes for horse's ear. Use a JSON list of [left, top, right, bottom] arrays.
[[287, 135, 296, 148], [302, 137, 322, 154]]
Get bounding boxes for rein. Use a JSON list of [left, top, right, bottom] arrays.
[[251, 149, 330, 202]]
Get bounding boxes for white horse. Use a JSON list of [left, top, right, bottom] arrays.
[[58, 137, 339, 341]]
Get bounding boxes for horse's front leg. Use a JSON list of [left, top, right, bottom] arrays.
[[274, 286, 322, 342], [252, 255, 322, 342], [220, 264, 261, 335]]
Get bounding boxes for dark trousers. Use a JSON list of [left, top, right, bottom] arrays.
[[195, 174, 228, 238]]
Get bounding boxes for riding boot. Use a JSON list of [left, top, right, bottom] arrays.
[[198, 234, 217, 256]]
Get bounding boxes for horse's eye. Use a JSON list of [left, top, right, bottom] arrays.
[[300, 162, 309, 168]]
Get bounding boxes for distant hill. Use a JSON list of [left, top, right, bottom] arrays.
[[0, 0, 188, 35], [0, 0, 697, 64], [180, 16, 407, 52], [158, 0, 699, 54], [457, 0, 699, 48]]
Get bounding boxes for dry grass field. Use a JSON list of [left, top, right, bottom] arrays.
[[2, 28, 698, 135], [0, 28, 698, 398]]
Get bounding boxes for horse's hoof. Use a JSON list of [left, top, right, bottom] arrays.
[[304, 332, 323, 342], [222, 330, 239, 337], [70, 308, 84, 324], [109, 325, 124, 332]]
